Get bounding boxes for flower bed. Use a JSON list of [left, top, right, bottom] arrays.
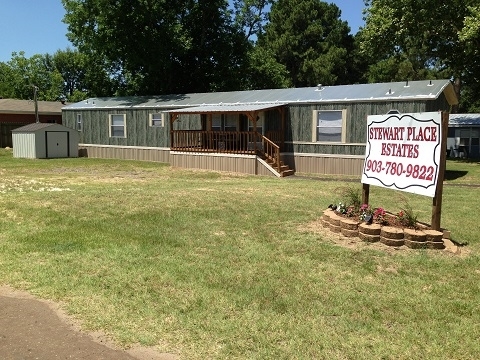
[[322, 208, 446, 250]]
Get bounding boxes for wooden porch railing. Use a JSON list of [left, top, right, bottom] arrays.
[[171, 130, 282, 173], [171, 130, 257, 154], [255, 132, 281, 173]]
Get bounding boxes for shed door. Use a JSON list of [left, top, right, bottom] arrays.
[[46, 131, 69, 158]]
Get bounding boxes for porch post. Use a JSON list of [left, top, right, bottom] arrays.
[[246, 112, 257, 153], [170, 113, 179, 149], [252, 112, 258, 153], [207, 114, 212, 149]]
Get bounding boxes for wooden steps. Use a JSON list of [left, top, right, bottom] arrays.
[[262, 154, 295, 177]]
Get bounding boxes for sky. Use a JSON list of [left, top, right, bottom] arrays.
[[0, 0, 366, 63]]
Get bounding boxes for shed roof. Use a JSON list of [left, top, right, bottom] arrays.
[[63, 80, 458, 111], [12, 123, 63, 132], [449, 114, 480, 126], [0, 99, 64, 115]]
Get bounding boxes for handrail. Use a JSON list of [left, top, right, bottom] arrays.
[[255, 132, 281, 173], [265, 130, 282, 145]]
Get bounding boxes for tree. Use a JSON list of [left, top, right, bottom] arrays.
[[62, 0, 250, 95], [0, 62, 14, 98], [0, 52, 64, 101], [258, 0, 355, 87], [170, 0, 250, 93], [359, 0, 479, 111], [242, 46, 291, 89], [0, 50, 116, 102], [52, 48, 86, 98], [458, 6, 480, 112], [233, 0, 273, 41], [52, 48, 116, 100]]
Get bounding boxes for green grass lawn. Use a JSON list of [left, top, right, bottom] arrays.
[[1, 148, 479, 359]]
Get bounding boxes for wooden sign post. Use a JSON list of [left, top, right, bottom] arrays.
[[362, 183, 370, 206], [431, 112, 448, 230]]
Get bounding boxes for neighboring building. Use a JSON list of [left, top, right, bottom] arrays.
[[62, 80, 458, 177], [0, 99, 64, 148], [448, 114, 480, 158]]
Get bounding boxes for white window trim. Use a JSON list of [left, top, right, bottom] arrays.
[[109, 114, 127, 138], [311, 109, 347, 143], [149, 112, 165, 127], [76, 114, 83, 131]]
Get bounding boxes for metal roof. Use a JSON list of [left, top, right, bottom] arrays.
[[449, 113, 480, 126], [0, 99, 65, 114], [12, 123, 58, 132], [63, 79, 457, 110], [166, 103, 284, 114]]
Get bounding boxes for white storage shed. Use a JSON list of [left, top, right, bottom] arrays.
[[12, 123, 79, 159]]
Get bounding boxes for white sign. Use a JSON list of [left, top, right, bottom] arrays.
[[361, 112, 442, 197]]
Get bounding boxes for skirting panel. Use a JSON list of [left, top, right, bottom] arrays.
[[78, 144, 170, 163], [170, 153, 257, 175], [77, 145, 364, 177], [283, 153, 364, 176]]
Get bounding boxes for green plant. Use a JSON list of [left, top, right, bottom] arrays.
[[397, 202, 418, 229], [335, 186, 362, 213]]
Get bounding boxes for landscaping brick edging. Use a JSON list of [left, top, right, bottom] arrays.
[[322, 209, 446, 250]]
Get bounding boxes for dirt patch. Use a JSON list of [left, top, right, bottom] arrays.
[[301, 218, 469, 257], [0, 285, 178, 360]]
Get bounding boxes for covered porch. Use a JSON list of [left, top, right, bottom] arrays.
[[168, 104, 292, 175]]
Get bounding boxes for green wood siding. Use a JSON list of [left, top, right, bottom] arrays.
[[285, 101, 430, 146], [347, 101, 430, 143], [284, 143, 366, 155], [264, 110, 281, 132], [62, 96, 450, 157], [63, 108, 202, 147], [426, 93, 450, 112]]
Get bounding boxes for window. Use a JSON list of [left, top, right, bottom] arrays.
[[76, 114, 83, 131], [447, 127, 455, 138], [109, 114, 126, 138], [312, 110, 346, 142], [211, 114, 239, 132], [212, 114, 223, 131], [225, 114, 237, 131], [149, 113, 165, 127]]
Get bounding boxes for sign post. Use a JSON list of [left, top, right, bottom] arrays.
[[431, 112, 448, 230], [362, 183, 370, 206]]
